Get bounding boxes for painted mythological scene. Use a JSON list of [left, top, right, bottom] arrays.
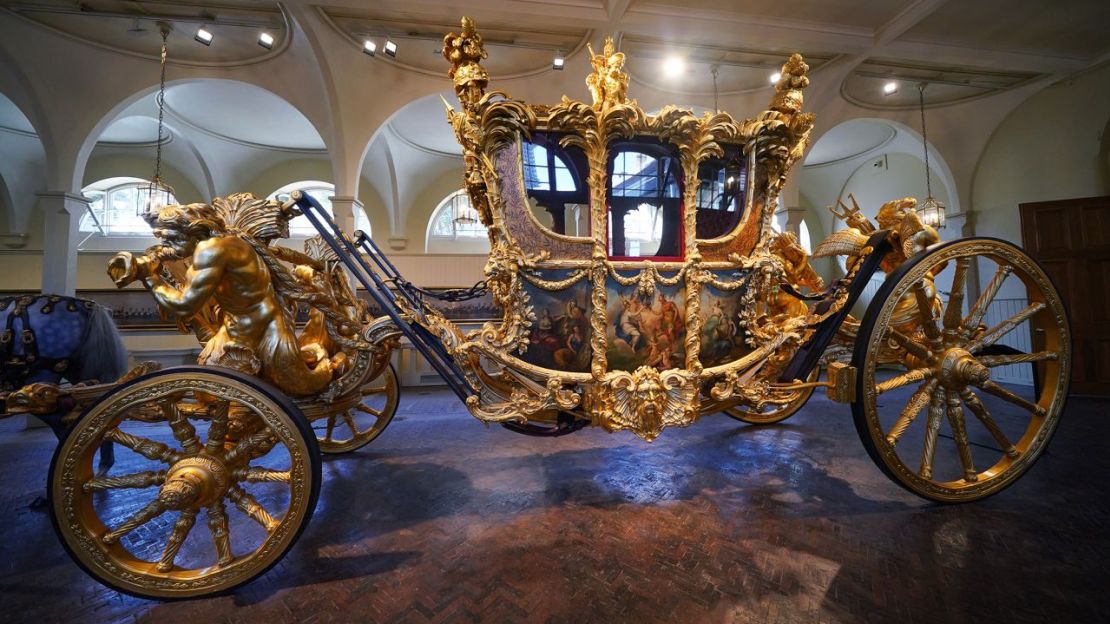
[[698, 272, 752, 367], [521, 273, 592, 372], [605, 280, 686, 372]]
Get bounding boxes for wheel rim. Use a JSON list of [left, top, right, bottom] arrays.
[[51, 370, 317, 598], [856, 239, 1070, 502], [724, 368, 818, 424], [316, 363, 399, 453]]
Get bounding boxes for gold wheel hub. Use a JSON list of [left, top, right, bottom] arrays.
[[161, 456, 229, 509], [936, 348, 990, 389]]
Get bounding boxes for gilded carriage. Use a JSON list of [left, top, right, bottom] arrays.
[[0, 17, 1070, 600]]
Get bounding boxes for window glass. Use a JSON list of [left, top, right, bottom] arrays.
[[606, 142, 683, 259], [522, 133, 589, 236], [79, 177, 177, 236], [268, 181, 337, 237], [694, 145, 747, 239], [428, 190, 488, 239]]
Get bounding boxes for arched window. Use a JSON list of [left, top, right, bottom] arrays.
[[267, 180, 372, 237], [80, 177, 176, 236], [428, 190, 488, 240], [269, 180, 333, 237]]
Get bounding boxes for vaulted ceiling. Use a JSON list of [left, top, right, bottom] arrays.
[[6, 0, 1107, 109]]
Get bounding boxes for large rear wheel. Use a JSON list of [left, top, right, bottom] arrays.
[[852, 238, 1070, 503]]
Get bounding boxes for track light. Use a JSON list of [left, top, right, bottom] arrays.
[[384, 39, 397, 57], [662, 56, 685, 78], [258, 32, 274, 50], [553, 54, 565, 70], [883, 81, 898, 95], [769, 72, 781, 84], [194, 27, 213, 46], [363, 40, 377, 56]]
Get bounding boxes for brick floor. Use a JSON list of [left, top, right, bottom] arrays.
[[0, 386, 1107, 623]]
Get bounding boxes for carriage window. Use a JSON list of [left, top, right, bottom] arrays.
[[695, 146, 746, 239], [607, 143, 683, 260], [522, 133, 589, 236]]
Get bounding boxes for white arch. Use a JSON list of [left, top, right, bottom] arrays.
[[72, 78, 332, 197]]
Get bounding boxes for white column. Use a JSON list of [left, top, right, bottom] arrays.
[[329, 195, 361, 236], [782, 206, 806, 237], [37, 191, 88, 296]]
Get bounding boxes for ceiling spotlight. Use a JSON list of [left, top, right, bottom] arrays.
[[258, 31, 274, 50], [384, 40, 397, 57], [883, 81, 899, 95], [553, 54, 565, 71], [194, 27, 213, 46], [769, 71, 781, 84], [662, 56, 686, 78], [363, 40, 377, 56]]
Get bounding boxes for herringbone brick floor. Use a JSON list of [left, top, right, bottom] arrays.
[[0, 387, 1107, 623]]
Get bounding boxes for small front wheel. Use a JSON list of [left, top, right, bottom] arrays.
[[316, 363, 400, 453]]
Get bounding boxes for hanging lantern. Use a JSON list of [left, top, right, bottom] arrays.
[[452, 193, 479, 226], [140, 23, 176, 218], [916, 83, 945, 229]]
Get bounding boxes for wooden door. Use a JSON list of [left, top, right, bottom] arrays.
[[1020, 195, 1110, 395]]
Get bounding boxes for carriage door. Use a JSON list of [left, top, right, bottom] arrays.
[[1020, 195, 1110, 395]]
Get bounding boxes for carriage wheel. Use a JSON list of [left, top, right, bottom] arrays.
[[316, 363, 400, 454], [852, 238, 1070, 503], [48, 366, 321, 599], [723, 368, 818, 424]]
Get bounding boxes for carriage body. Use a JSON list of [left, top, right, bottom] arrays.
[[430, 21, 832, 440]]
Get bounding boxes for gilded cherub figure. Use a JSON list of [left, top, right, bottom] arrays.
[[586, 37, 629, 106]]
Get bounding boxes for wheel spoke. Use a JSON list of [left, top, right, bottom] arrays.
[[886, 379, 938, 446], [162, 399, 202, 455], [876, 368, 933, 395], [943, 257, 971, 331], [977, 380, 1047, 417], [233, 467, 291, 483], [354, 403, 384, 419], [204, 399, 231, 456], [978, 351, 1059, 367], [958, 388, 1019, 458], [887, 328, 935, 364], [103, 497, 168, 544], [968, 302, 1046, 353], [945, 390, 978, 482], [207, 500, 233, 566], [964, 264, 1013, 334], [223, 429, 276, 466], [155, 509, 198, 572], [324, 415, 337, 442], [911, 281, 942, 343], [342, 411, 360, 435], [104, 429, 182, 464], [84, 470, 166, 492], [919, 388, 946, 480], [227, 485, 279, 532], [361, 386, 386, 396]]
